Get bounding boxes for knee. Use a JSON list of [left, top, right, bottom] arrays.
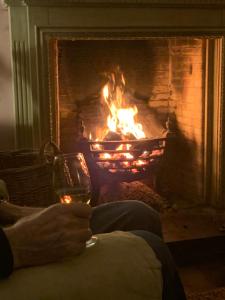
[[126, 200, 160, 221], [125, 200, 162, 237]]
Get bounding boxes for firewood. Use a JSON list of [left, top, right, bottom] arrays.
[[103, 131, 122, 150], [124, 133, 136, 140]]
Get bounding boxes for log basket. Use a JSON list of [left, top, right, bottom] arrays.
[[0, 142, 60, 207]]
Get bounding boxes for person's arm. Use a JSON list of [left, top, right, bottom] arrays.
[[1, 202, 92, 274], [0, 201, 43, 225], [0, 178, 43, 225]]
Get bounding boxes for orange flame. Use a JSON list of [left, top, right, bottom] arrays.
[[103, 84, 145, 139]]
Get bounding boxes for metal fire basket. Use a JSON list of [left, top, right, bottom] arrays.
[[77, 137, 167, 206]]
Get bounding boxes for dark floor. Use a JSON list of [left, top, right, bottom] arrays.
[[160, 207, 225, 294], [179, 259, 225, 294]]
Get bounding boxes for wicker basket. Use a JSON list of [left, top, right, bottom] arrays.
[[0, 142, 60, 207]]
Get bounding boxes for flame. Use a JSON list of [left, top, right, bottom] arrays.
[[103, 85, 109, 100], [88, 69, 150, 174], [102, 70, 146, 140], [117, 144, 133, 160], [106, 104, 145, 139]]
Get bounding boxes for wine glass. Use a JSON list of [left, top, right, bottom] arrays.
[[53, 152, 97, 248]]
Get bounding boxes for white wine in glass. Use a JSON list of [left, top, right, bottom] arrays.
[[53, 152, 97, 247]]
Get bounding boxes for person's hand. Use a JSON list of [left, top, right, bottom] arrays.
[[3, 202, 92, 269]]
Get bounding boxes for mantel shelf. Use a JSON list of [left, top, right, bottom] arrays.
[[4, 0, 225, 8]]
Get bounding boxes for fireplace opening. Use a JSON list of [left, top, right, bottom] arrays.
[[52, 37, 208, 210]]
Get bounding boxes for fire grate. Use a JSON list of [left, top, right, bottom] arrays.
[[77, 137, 167, 205]]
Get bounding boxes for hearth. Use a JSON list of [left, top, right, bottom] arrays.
[[4, 0, 225, 208]]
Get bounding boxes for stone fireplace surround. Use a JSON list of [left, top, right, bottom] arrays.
[[3, 0, 225, 207]]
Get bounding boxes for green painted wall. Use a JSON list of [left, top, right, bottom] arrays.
[[0, 7, 15, 150]]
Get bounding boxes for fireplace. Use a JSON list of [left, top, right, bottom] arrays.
[[4, 0, 225, 208], [54, 37, 206, 206]]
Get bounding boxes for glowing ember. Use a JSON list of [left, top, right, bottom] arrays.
[[61, 194, 72, 204], [102, 153, 111, 159], [117, 143, 132, 151], [92, 143, 101, 150], [135, 160, 147, 166]]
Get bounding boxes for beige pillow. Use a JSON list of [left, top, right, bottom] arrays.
[[0, 231, 162, 300]]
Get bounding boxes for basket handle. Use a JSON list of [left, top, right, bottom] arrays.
[[39, 141, 62, 163]]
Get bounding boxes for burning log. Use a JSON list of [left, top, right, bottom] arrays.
[[103, 131, 122, 150], [123, 133, 136, 141], [103, 131, 137, 150], [104, 131, 122, 142]]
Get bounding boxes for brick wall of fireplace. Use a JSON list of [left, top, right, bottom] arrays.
[[56, 37, 205, 206], [151, 38, 205, 204]]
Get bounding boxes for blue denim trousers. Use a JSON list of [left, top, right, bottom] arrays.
[[91, 200, 187, 300]]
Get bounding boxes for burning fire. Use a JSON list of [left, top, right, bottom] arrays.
[[102, 77, 145, 140], [88, 68, 154, 173]]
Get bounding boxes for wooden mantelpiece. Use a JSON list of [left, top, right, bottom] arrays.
[[4, 0, 225, 7], [3, 0, 225, 207]]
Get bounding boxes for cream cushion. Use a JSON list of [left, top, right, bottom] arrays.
[[0, 231, 162, 300]]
